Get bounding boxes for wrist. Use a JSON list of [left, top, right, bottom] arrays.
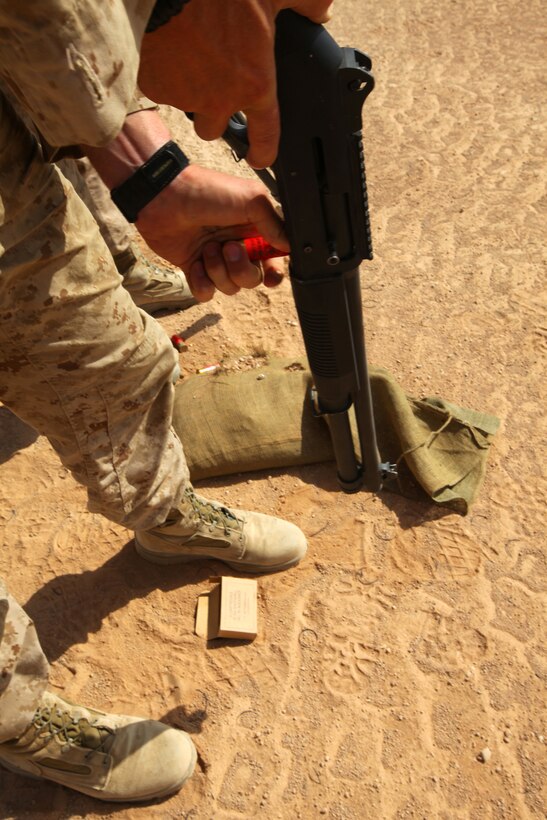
[[134, 160, 197, 232], [83, 111, 172, 188], [84, 109, 191, 223], [111, 140, 190, 223]]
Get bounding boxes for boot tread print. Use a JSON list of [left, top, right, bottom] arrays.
[[0, 691, 196, 802]]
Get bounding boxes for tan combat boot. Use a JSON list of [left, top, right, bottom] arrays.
[[115, 246, 198, 314], [0, 691, 196, 802], [135, 488, 307, 573]]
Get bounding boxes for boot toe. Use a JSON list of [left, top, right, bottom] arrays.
[[106, 720, 196, 801], [236, 510, 307, 571]]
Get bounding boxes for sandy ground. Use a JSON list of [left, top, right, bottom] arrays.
[[1, 0, 546, 817]]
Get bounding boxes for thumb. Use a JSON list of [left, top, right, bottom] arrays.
[[246, 193, 290, 254]]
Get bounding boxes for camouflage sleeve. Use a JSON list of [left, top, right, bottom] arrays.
[[0, 0, 155, 148], [127, 90, 159, 116]]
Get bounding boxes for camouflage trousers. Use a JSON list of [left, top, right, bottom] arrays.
[[0, 579, 48, 742], [0, 91, 190, 530], [61, 156, 135, 259]]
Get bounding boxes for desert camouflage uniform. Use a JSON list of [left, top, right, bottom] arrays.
[[61, 89, 161, 261], [0, 580, 49, 742], [68, 157, 136, 258], [0, 1, 190, 740]]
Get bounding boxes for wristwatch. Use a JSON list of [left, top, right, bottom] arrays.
[[111, 141, 190, 223]]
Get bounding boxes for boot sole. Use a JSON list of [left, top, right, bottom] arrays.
[[0, 740, 197, 802], [134, 536, 302, 574], [137, 297, 198, 314]]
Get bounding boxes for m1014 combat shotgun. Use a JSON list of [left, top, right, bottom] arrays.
[[223, 9, 396, 493]]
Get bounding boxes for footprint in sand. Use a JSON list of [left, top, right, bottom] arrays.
[[323, 632, 381, 695]]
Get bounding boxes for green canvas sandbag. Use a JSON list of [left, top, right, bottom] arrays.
[[172, 357, 499, 513]]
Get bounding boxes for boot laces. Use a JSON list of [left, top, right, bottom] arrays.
[[136, 251, 169, 283], [31, 705, 115, 760], [118, 247, 175, 290], [186, 489, 243, 536]]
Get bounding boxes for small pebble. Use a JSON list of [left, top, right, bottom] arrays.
[[477, 747, 492, 763], [257, 373, 266, 380]]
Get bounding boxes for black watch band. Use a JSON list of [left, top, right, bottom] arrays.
[[111, 140, 190, 223]]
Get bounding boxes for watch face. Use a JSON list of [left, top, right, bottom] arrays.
[[112, 142, 189, 222], [148, 152, 179, 183], [145, 143, 189, 185]]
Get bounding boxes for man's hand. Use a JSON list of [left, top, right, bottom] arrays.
[[135, 164, 289, 302], [85, 109, 288, 301], [139, 0, 334, 168]]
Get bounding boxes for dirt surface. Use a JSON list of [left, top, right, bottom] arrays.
[[1, 0, 546, 817]]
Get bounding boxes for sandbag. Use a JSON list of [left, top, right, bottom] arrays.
[[172, 357, 499, 513]]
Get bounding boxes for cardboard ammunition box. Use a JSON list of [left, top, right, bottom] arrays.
[[195, 577, 257, 641]]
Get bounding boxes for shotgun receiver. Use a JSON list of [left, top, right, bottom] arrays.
[[224, 10, 395, 492]]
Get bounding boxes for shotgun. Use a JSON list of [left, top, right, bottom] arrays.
[[223, 9, 395, 492]]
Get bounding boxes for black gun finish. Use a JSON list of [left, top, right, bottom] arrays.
[[224, 10, 394, 492], [273, 10, 373, 275]]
